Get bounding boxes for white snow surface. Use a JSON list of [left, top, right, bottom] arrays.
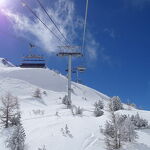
[[0, 60, 149, 150]]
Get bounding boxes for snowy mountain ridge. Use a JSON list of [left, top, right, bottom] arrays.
[[0, 58, 15, 68], [0, 58, 149, 150]]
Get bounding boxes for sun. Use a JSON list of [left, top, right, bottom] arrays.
[[0, 0, 7, 7]]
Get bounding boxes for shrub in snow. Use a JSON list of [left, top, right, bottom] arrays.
[[131, 113, 149, 129], [32, 109, 45, 115], [94, 100, 104, 109], [0, 93, 19, 128], [76, 107, 83, 115], [38, 145, 46, 150], [109, 96, 123, 111], [6, 124, 26, 150], [65, 124, 72, 137], [71, 105, 83, 116], [33, 88, 42, 99], [62, 95, 72, 108], [61, 124, 73, 138], [43, 91, 47, 96], [55, 111, 59, 117], [94, 107, 104, 117], [71, 105, 76, 115], [82, 97, 87, 101], [103, 113, 137, 150], [127, 102, 137, 109], [130, 103, 137, 108]]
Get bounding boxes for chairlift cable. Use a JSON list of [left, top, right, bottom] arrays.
[[20, 0, 66, 45], [81, 0, 89, 54], [36, 0, 70, 45]]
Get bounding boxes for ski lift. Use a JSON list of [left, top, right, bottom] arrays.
[[65, 68, 76, 73], [75, 66, 86, 83], [20, 43, 46, 68], [77, 66, 86, 72], [22, 54, 45, 61], [20, 55, 46, 68]]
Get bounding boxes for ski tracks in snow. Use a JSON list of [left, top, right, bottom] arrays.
[[82, 133, 98, 150]]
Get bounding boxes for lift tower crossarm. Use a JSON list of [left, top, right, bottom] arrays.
[[57, 52, 82, 57]]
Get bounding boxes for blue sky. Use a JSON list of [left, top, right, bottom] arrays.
[[0, 0, 150, 110]]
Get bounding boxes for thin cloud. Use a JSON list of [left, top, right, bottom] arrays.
[[85, 32, 111, 64], [1, 0, 80, 53], [1, 0, 107, 62], [99, 47, 111, 65], [104, 28, 116, 39], [123, 0, 150, 8]]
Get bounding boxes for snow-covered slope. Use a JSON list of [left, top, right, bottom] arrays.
[[0, 59, 149, 150]]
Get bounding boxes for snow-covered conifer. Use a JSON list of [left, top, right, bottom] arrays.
[[33, 88, 42, 99], [62, 95, 72, 108], [10, 111, 21, 127], [104, 119, 118, 149], [131, 113, 149, 129], [109, 96, 123, 111], [94, 100, 104, 109], [94, 107, 104, 117], [93, 100, 104, 117], [6, 124, 26, 150], [103, 113, 137, 149], [121, 116, 138, 142]]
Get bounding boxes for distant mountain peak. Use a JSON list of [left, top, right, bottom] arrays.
[[0, 58, 15, 67]]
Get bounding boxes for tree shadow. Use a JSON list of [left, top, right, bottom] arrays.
[[122, 143, 150, 150], [140, 129, 150, 135], [36, 98, 47, 106]]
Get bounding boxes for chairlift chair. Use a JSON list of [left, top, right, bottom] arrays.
[[20, 43, 46, 68], [77, 66, 86, 72]]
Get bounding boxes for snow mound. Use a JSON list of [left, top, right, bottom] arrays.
[[0, 67, 109, 101], [0, 58, 15, 67]]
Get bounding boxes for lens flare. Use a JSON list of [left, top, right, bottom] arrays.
[[0, 0, 7, 7], [0, 0, 4, 5]]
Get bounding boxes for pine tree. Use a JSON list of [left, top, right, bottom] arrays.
[[33, 88, 42, 99], [10, 111, 21, 127], [103, 113, 138, 150], [94, 107, 104, 117], [131, 113, 149, 129], [109, 96, 123, 111], [94, 100, 104, 109], [6, 124, 26, 150], [122, 116, 138, 142], [62, 95, 72, 108], [103, 112, 120, 149]]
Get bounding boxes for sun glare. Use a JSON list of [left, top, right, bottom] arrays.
[[0, 0, 7, 7]]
